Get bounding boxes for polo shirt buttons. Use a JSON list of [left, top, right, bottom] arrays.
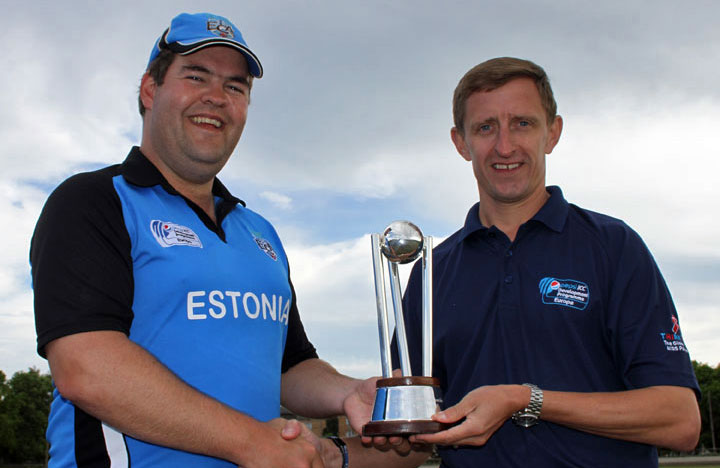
[[505, 250, 513, 257], [504, 275, 513, 284]]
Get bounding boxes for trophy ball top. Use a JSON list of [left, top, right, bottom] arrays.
[[381, 221, 424, 264]]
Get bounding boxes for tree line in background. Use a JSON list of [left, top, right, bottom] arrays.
[[0, 362, 718, 463], [0, 368, 52, 464], [694, 361, 720, 454]]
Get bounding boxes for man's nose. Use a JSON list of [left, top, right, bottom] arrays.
[[494, 127, 515, 157], [201, 82, 228, 107]]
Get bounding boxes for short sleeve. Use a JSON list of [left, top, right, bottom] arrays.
[[606, 226, 699, 395], [31, 169, 135, 357]]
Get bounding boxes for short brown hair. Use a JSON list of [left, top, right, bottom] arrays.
[[452, 57, 557, 133], [138, 49, 176, 116]]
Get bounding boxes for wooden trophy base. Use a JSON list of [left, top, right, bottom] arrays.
[[362, 419, 448, 436]]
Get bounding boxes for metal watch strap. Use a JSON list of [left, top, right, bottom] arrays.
[[512, 383, 543, 427], [524, 383, 543, 415], [328, 436, 349, 468]]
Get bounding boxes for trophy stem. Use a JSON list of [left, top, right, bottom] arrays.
[[422, 236, 433, 377], [371, 234, 393, 378], [389, 261, 411, 376]]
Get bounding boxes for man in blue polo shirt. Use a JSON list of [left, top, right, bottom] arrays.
[[30, 12, 390, 468], [400, 57, 701, 467]]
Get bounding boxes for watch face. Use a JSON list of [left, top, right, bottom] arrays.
[[513, 413, 539, 428]]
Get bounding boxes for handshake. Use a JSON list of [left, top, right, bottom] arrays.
[[256, 367, 489, 468]]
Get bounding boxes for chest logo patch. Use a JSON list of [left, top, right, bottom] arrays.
[[539, 277, 589, 310], [659, 315, 689, 353], [252, 233, 278, 261], [150, 220, 203, 248]]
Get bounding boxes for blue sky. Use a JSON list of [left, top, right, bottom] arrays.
[[1, 0, 719, 377]]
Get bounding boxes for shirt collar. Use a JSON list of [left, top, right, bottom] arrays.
[[458, 185, 568, 242], [530, 185, 568, 233], [120, 146, 245, 207], [459, 201, 486, 241]]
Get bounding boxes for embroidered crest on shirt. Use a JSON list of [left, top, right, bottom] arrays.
[[538, 277, 589, 310], [659, 315, 689, 353], [252, 233, 278, 261], [150, 220, 203, 248]]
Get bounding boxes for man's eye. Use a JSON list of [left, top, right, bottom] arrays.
[[479, 124, 492, 133], [186, 75, 203, 82]]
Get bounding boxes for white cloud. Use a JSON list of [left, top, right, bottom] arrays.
[[550, 96, 720, 258], [0, 181, 52, 374], [285, 235, 385, 378], [259, 191, 293, 210], [287, 236, 376, 324]]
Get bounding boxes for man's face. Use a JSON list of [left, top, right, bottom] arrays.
[[140, 46, 251, 184], [451, 78, 562, 208]]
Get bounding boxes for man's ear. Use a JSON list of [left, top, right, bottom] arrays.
[[451, 127, 472, 162], [544, 115, 563, 154], [139, 72, 157, 114]]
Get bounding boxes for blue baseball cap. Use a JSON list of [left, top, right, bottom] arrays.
[[147, 12, 263, 78]]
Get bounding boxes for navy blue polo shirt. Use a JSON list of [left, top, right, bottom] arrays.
[[31, 147, 317, 467], [397, 186, 698, 468]]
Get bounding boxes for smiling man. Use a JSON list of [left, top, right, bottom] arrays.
[[394, 57, 702, 467], [30, 12, 382, 468]]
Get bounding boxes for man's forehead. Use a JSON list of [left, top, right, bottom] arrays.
[[176, 46, 250, 77], [467, 78, 544, 116]]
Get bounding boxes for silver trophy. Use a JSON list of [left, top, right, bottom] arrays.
[[362, 221, 447, 436]]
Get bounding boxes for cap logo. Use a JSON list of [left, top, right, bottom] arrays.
[[207, 18, 235, 38]]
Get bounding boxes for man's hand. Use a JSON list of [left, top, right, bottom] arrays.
[[410, 385, 527, 446], [343, 377, 410, 454], [344, 373, 414, 454], [241, 418, 325, 468], [280, 420, 432, 468], [341, 375, 378, 434], [279, 419, 351, 468], [275, 418, 324, 453]]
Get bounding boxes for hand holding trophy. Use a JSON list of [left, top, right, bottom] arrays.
[[362, 221, 448, 436]]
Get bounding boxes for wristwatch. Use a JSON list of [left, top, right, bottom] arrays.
[[512, 383, 543, 428]]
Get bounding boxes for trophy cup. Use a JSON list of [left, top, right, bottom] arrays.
[[362, 221, 447, 436]]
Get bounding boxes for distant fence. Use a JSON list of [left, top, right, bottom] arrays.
[[419, 456, 720, 467], [660, 456, 720, 466]]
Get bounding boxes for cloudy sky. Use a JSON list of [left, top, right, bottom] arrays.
[[1, 0, 719, 379]]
